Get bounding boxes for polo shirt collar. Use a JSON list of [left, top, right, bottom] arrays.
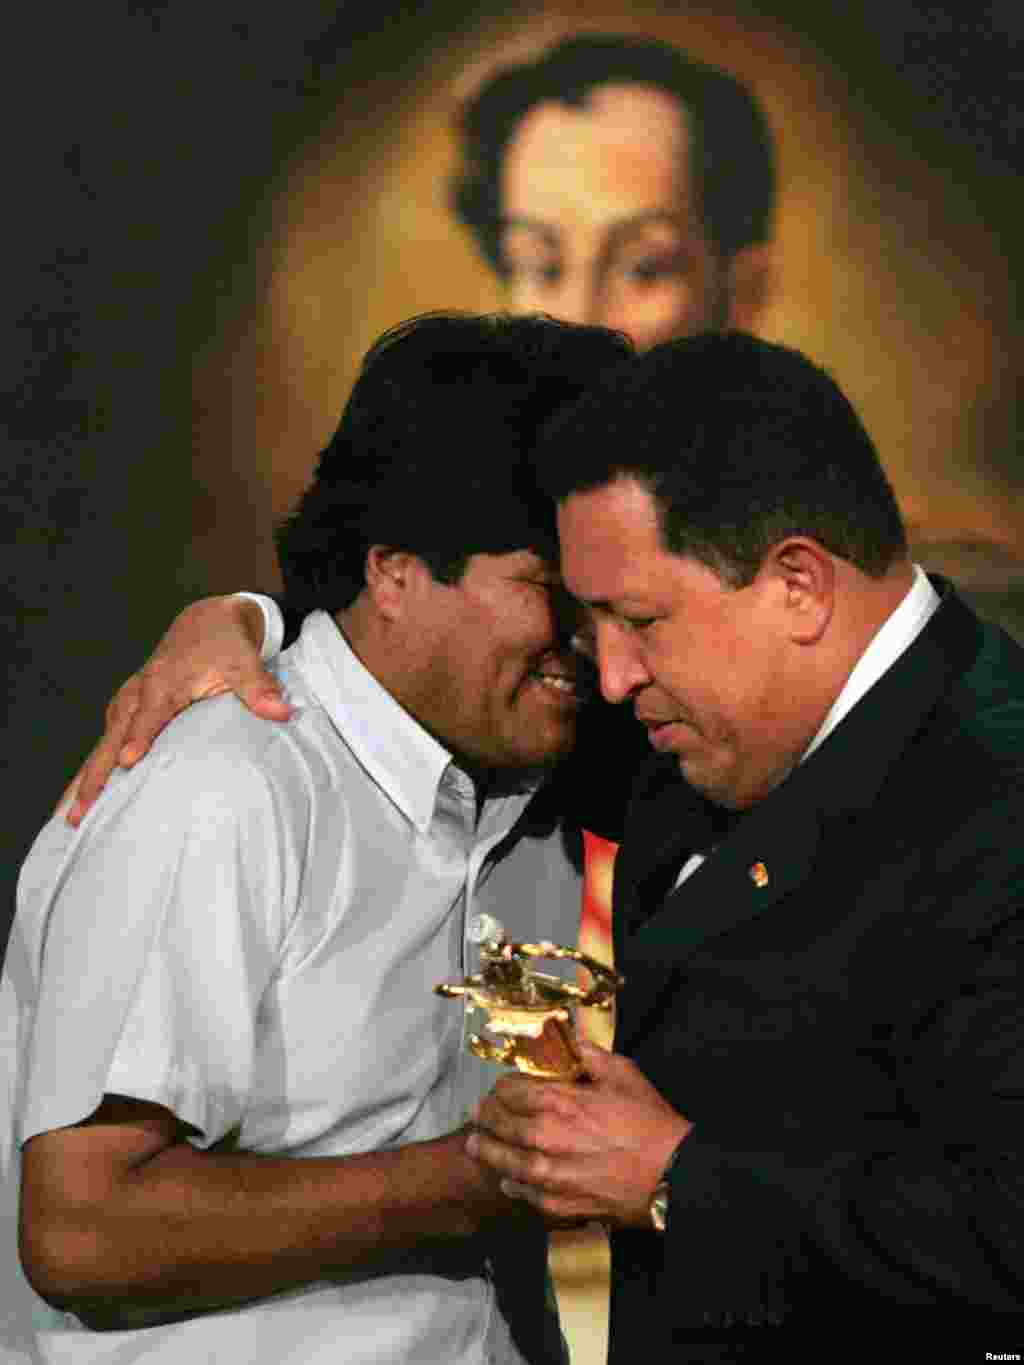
[[292, 610, 456, 834]]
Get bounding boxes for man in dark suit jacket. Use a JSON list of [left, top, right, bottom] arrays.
[[469, 333, 1024, 1355]]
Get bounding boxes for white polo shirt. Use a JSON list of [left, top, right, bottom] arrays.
[[2, 610, 580, 1364]]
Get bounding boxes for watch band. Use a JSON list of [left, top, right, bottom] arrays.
[[649, 1180, 671, 1234], [648, 1134, 689, 1235]]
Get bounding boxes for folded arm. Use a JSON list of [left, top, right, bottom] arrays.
[[22, 1094, 508, 1326]]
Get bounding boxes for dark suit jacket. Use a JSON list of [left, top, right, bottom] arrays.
[[607, 584, 1024, 1356]]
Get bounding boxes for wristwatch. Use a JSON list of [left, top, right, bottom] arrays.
[[648, 1135, 688, 1235]]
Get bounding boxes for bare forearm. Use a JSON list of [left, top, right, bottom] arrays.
[[24, 1131, 509, 1319]]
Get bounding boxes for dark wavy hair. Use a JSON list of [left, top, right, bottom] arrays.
[[275, 311, 633, 615], [535, 331, 907, 585], [452, 34, 776, 274]]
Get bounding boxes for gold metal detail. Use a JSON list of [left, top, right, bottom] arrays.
[[436, 937, 624, 1081]]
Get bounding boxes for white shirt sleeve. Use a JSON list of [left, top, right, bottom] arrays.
[[234, 592, 286, 663], [12, 734, 295, 1152]]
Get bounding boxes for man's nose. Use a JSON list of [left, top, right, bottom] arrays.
[[597, 623, 650, 704], [550, 269, 605, 327]]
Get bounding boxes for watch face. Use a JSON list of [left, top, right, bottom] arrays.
[[650, 1181, 670, 1234]]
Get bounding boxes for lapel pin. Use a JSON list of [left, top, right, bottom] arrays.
[[749, 861, 769, 888]]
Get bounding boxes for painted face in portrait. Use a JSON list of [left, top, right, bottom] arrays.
[[499, 83, 734, 348], [397, 549, 586, 774], [558, 478, 817, 810]]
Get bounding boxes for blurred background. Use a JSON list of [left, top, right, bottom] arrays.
[[3, 3, 1020, 1355]]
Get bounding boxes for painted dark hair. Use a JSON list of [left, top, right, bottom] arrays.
[[452, 34, 775, 273]]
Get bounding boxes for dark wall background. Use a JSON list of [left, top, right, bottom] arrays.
[[3, 0, 1021, 964]]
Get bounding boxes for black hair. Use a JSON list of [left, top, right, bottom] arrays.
[[275, 310, 633, 614], [535, 331, 907, 584], [452, 33, 776, 273]]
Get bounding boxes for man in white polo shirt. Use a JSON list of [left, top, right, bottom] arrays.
[[3, 311, 631, 1363]]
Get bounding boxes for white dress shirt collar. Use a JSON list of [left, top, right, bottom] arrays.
[[801, 564, 940, 764]]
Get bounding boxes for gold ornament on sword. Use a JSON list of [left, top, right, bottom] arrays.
[[435, 917, 624, 1081]]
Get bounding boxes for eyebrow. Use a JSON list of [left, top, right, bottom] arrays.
[[499, 211, 688, 249]]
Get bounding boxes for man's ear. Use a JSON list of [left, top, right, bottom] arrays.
[[766, 538, 834, 644], [364, 546, 425, 622], [726, 244, 774, 331]]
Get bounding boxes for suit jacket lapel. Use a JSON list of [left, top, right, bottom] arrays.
[[613, 756, 717, 934], [631, 789, 822, 958]]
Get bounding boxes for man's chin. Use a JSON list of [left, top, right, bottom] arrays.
[[513, 716, 578, 770], [677, 756, 769, 812], [676, 755, 733, 807]]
